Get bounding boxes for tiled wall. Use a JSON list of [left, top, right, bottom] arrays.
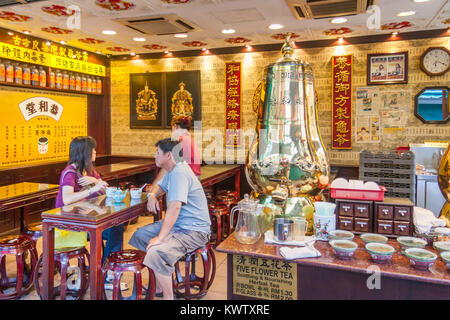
[[110, 37, 450, 166]]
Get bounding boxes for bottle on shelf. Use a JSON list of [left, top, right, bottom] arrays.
[[96, 77, 102, 94], [69, 73, 75, 90], [91, 77, 96, 93], [22, 64, 31, 85], [81, 74, 87, 92], [14, 63, 22, 85], [49, 69, 55, 88], [39, 67, 46, 87], [55, 69, 62, 89], [0, 60, 5, 82], [75, 73, 81, 91], [62, 71, 69, 90], [31, 65, 39, 86], [86, 76, 92, 93], [5, 61, 14, 83]]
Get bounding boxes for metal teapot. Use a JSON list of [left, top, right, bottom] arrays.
[[230, 194, 262, 244]]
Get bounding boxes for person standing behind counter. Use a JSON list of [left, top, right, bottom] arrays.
[[129, 138, 210, 300]]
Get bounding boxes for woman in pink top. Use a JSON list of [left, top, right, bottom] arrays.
[[56, 136, 124, 265]]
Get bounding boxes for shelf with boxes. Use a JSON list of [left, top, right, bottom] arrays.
[[0, 58, 103, 95], [335, 197, 414, 237]]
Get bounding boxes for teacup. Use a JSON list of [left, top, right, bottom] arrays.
[[292, 217, 308, 241]]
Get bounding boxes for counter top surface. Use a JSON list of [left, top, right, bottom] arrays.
[[96, 159, 156, 175], [200, 164, 241, 181], [216, 233, 450, 285], [0, 182, 59, 202]]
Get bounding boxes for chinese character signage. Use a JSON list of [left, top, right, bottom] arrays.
[[0, 28, 105, 77], [232, 255, 297, 300], [225, 62, 241, 147], [332, 55, 353, 149], [0, 86, 87, 167]]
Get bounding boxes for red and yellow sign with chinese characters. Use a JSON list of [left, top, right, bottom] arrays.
[[332, 55, 353, 149], [225, 62, 242, 147], [0, 86, 87, 168], [0, 28, 105, 77]]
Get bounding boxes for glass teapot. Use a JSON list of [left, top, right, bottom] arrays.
[[230, 194, 262, 244]]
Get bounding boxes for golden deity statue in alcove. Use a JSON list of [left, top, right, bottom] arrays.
[[136, 81, 158, 120], [171, 82, 193, 118]]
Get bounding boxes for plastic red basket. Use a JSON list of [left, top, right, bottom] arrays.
[[330, 186, 386, 201]]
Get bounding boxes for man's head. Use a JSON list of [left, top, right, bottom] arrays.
[[155, 138, 183, 168]]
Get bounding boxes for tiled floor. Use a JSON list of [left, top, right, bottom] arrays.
[[2, 215, 228, 300]]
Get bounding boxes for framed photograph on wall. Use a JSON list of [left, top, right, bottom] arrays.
[[165, 70, 201, 128], [367, 52, 408, 85], [130, 73, 164, 128]]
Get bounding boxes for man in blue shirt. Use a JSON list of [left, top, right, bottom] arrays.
[[129, 138, 210, 300]]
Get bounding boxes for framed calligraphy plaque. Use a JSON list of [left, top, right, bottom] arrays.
[[332, 55, 353, 149]]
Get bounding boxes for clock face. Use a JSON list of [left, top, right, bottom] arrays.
[[422, 48, 450, 75]]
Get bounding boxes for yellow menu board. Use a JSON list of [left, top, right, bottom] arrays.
[[233, 255, 297, 300], [0, 86, 87, 167]]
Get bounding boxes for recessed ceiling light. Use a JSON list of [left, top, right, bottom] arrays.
[[164, 50, 170, 54], [331, 17, 348, 24], [133, 37, 146, 42], [96, 51, 101, 54], [202, 48, 207, 51], [23, 30, 30, 34], [413, 0, 430, 2], [221, 29, 235, 34], [396, 11, 416, 17], [60, 40, 66, 44], [174, 34, 188, 38], [102, 30, 116, 35], [7, 32, 13, 35], [46, 41, 51, 46], [130, 52, 136, 56], [269, 24, 284, 30]]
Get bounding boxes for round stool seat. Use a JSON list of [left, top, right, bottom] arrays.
[[34, 247, 89, 300], [102, 249, 155, 300], [23, 223, 43, 242], [216, 190, 239, 201], [0, 235, 37, 300], [173, 244, 216, 300], [214, 194, 238, 206], [208, 203, 231, 245]]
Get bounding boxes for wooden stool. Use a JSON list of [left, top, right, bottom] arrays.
[[216, 189, 239, 202], [101, 249, 156, 300], [215, 194, 239, 233], [208, 203, 230, 245], [0, 235, 37, 300], [34, 247, 89, 300], [23, 223, 43, 243], [173, 244, 216, 300]]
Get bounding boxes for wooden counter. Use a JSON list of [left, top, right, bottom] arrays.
[[216, 233, 450, 300]]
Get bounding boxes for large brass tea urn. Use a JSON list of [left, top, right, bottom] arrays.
[[246, 34, 329, 233]]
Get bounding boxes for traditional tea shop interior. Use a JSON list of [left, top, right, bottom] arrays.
[[0, 0, 448, 301]]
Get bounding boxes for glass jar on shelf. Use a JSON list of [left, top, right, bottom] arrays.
[[96, 77, 102, 94], [91, 77, 96, 93], [31, 65, 39, 86], [39, 67, 46, 87], [22, 64, 31, 85], [5, 61, 14, 83], [0, 60, 5, 82], [69, 73, 75, 90], [86, 76, 92, 93], [81, 74, 87, 92], [14, 63, 22, 85], [62, 71, 69, 90], [75, 73, 81, 91], [55, 69, 62, 89], [49, 69, 55, 88]]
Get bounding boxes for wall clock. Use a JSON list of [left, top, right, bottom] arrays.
[[420, 47, 450, 76]]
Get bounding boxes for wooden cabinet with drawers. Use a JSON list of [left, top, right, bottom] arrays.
[[335, 199, 373, 234], [374, 197, 414, 237], [334, 197, 414, 237]]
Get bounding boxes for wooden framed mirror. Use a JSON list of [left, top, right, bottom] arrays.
[[414, 86, 450, 124]]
